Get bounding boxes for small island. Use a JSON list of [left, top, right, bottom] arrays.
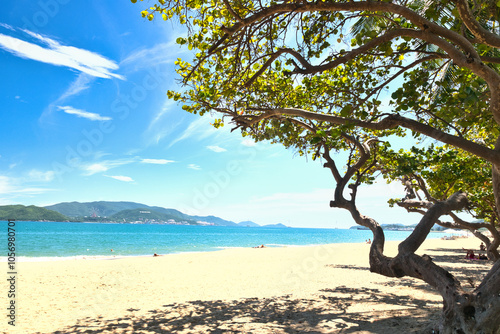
[[350, 223, 446, 232]]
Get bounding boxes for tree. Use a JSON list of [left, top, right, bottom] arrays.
[[381, 144, 500, 261], [134, 0, 500, 332]]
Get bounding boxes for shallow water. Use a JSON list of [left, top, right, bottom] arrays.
[[1, 221, 449, 259]]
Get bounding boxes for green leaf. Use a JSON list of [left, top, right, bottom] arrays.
[[176, 37, 187, 45], [340, 105, 352, 116]]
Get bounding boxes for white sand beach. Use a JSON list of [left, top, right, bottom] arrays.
[[1, 236, 492, 333]]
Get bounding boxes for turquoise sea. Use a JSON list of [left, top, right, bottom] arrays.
[[1, 221, 449, 260]]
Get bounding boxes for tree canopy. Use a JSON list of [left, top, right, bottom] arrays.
[[135, 0, 500, 332]]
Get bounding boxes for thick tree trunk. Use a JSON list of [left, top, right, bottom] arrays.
[[336, 191, 500, 333], [490, 155, 500, 263], [437, 288, 500, 334], [438, 257, 500, 334], [368, 246, 500, 333], [324, 138, 500, 332]]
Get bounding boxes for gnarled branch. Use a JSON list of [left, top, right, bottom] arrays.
[[454, 0, 500, 48], [234, 109, 500, 166]]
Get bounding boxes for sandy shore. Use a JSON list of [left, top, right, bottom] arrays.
[[1, 236, 492, 333]]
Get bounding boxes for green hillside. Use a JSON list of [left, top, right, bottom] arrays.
[[145, 206, 189, 219], [0, 205, 70, 222], [43, 201, 280, 227], [44, 201, 151, 217], [188, 215, 239, 226], [46, 201, 241, 226], [110, 208, 199, 224]]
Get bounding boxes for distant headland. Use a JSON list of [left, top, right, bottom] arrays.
[[350, 224, 446, 232], [0, 201, 288, 228]]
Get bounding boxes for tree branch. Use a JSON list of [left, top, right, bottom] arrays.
[[222, 1, 483, 61], [397, 199, 434, 210], [399, 191, 469, 254], [222, 0, 244, 23], [454, 0, 500, 48], [322, 146, 342, 184], [235, 108, 500, 166], [353, 55, 447, 112], [480, 56, 500, 64]]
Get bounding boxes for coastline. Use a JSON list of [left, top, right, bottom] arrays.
[[2, 221, 457, 261], [1, 234, 449, 263], [2, 236, 491, 333]]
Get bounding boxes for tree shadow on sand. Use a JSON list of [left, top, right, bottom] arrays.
[[53, 246, 491, 334], [53, 286, 441, 334], [421, 247, 492, 290]]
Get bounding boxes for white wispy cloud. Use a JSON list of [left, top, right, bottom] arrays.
[[207, 145, 227, 153], [120, 39, 186, 70], [106, 175, 134, 182], [168, 117, 219, 148], [120, 41, 182, 147], [58, 106, 112, 121], [14, 95, 27, 103], [0, 176, 16, 194], [241, 138, 257, 147], [0, 29, 124, 79], [188, 164, 201, 170], [58, 73, 94, 101], [149, 100, 175, 127], [0, 23, 15, 31], [84, 163, 110, 175], [80, 158, 137, 176], [0, 175, 55, 197], [143, 99, 181, 146], [141, 159, 175, 165], [79, 157, 176, 176], [40, 74, 96, 123], [28, 170, 55, 182], [121, 36, 187, 147]]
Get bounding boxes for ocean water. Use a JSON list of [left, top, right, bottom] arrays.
[[1, 221, 449, 260]]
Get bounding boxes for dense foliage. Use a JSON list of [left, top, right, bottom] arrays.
[[0, 205, 69, 222]]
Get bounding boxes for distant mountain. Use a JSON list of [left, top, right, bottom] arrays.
[[43, 201, 289, 227], [262, 223, 288, 228], [237, 221, 261, 227], [145, 206, 189, 220], [188, 215, 239, 226], [0, 205, 69, 222], [45, 201, 241, 226], [110, 208, 199, 225], [44, 201, 150, 218]]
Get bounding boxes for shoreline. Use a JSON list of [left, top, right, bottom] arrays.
[[2, 236, 491, 333], [0, 242, 360, 262], [1, 231, 457, 262]]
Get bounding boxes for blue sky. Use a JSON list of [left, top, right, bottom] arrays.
[[0, 0, 423, 228]]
